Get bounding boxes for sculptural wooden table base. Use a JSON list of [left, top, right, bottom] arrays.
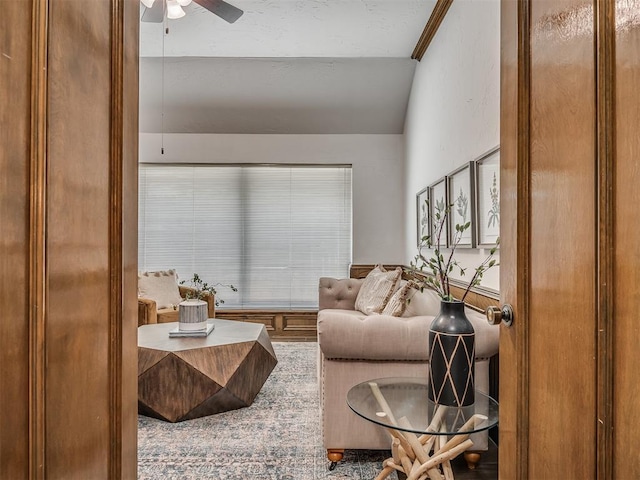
[[346, 379, 499, 480], [373, 410, 487, 480]]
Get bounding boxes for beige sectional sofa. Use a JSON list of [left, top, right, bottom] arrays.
[[317, 276, 500, 468]]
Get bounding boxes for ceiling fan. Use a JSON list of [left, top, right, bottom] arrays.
[[141, 0, 244, 24]]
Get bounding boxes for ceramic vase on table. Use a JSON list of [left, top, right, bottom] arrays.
[[178, 299, 208, 331], [428, 300, 475, 407]]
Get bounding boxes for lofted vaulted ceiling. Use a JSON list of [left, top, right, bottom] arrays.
[[139, 0, 436, 135]]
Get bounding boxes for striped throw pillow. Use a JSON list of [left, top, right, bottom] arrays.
[[354, 265, 403, 315]]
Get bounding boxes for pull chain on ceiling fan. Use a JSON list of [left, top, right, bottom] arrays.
[[140, 0, 244, 24]]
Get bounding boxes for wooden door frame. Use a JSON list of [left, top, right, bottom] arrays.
[[499, 0, 531, 476], [12, 0, 139, 477]]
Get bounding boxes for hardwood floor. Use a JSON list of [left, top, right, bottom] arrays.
[[395, 439, 498, 480], [452, 440, 498, 480]]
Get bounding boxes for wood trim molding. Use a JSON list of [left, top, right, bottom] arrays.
[[349, 264, 499, 312], [349, 264, 404, 279], [109, 0, 125, 476], [218, 264, 501, 341], [447, 280, 498, 313], [216, 310, 318, 341], [595, 1, 616, 478], [515, 1, 531, 477], [411, 0, 454, 60], [28, 1, 49, 477]]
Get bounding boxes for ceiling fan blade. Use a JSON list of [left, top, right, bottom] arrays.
[[194, 0, 244, 23], [141, 1, 164, 23]]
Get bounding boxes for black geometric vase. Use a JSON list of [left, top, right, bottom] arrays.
[[428, 300, 475, 407]]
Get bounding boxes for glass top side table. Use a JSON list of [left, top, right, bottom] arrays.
[[347, 377, 498, 480]]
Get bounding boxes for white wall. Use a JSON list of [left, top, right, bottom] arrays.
[[404, 0, 501, 291], [139, 57, 417, 135], [140, 133, 406, 266]]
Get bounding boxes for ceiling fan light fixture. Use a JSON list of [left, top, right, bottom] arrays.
[[140, 0, 243, 23], [166, 0, 186, 19]]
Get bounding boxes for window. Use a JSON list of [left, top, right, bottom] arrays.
[[138, 164, 352, 308]]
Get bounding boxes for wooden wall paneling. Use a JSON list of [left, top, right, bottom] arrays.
[[281, 312, 318, 340], [218, 312, 278, 332], [220, 264, 498, 341], [217, 311, 318, 341], [350, 264, 404, 279], [613, 1, 640, 477], [0, 2, 33, 478], [447, 283, 498, 312], [528, 1, 597, 478], [350, 264, 500, 311]]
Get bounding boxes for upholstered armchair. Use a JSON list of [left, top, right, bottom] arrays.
[[137, 270, 216, 326], [137, 286, 215, 326]]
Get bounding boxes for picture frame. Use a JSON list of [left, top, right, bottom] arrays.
[[474, 146, 500, 247], [428, 176, 448, 248], [416, 186, 430, 247], [447, 162, 476, 248]]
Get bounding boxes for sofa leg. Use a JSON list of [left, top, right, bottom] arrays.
[[464, 451, 481, 469], [327, 449, 344, 470]]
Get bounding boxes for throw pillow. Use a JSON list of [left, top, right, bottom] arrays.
[[354, 265, 403, 315], [401, 285, 441, 317], [138, 269, 183, 309], [381, 280, 416, 317]]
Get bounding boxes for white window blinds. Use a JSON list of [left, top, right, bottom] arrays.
[[138, 164, 352, 308]]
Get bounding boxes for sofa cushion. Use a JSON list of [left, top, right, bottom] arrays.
[[319, 277, 362, 311], [138, 269, 183, 309], [354, 265, 402, 315], [465, 307, 500, 359], [317, 308, 432, 361], [318, 307, 499, 361], [401, 285, 441, 318]]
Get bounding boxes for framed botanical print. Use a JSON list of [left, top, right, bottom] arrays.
[[428, 176, 448, 248], [474, 147, 500, 247], [416, 186, 430, 247], [447, 162, 476, 248]]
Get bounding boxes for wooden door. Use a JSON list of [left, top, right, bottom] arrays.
[[0, 0, 139, 478], [500, 1, 640, 478]]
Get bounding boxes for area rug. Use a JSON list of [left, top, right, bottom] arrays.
[[138, 342, 395, 480]]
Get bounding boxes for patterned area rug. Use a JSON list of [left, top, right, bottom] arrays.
[[138, 342, 395, 480]]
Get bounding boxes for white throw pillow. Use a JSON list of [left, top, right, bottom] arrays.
[[354, 265, 403, 315], [138, 269, 183, 309], [401, 285, 441, 317]]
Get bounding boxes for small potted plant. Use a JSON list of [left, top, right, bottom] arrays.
[[180, 273, 238, 306], [178, 273, 238, 331]]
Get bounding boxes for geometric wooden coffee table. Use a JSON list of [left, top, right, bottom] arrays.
[[138, 318, 278, 422]]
